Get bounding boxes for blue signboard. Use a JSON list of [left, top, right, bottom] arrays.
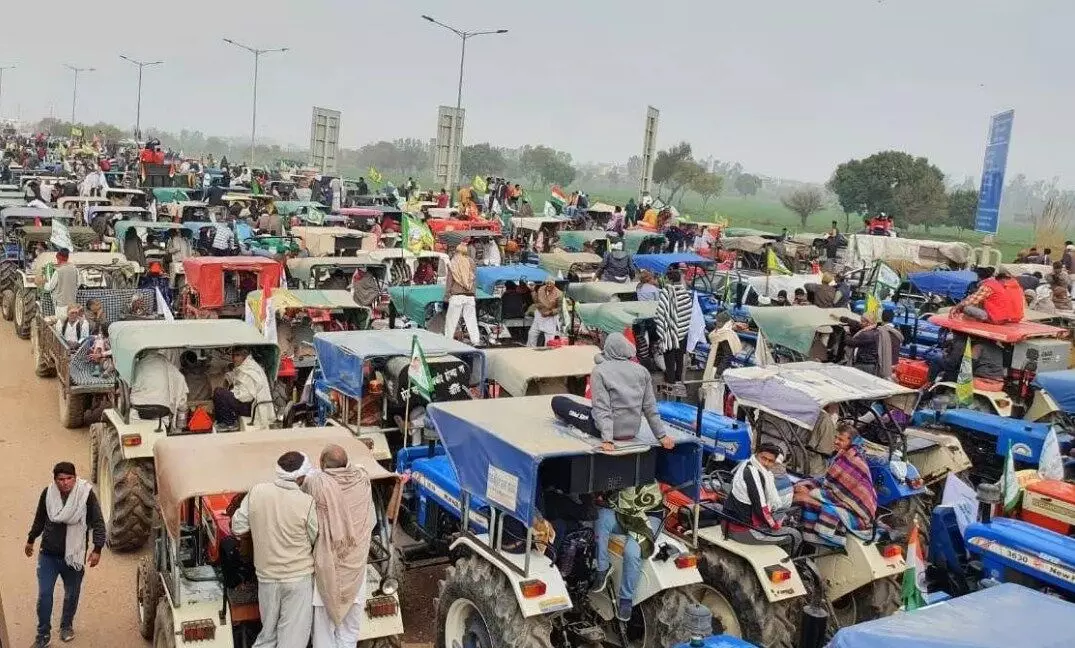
[[974, 109, 1015, 235]]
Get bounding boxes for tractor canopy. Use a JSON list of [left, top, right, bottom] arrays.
[[425, 395, 702, 525], [511, 216, 565, 233], [113, 221, 189, 244], [31, 252, 139, 277], [387, 284, 495, 324], [1033, 369, 1075, 414], [475, 264, 551, 295], [623, 231, 667, 255], [537, 251, 602, 276], [150, 187, 190, 203], [246, 288, 364, 328], [723, 362, 919, 430], [632, 252, 713, 275], [287, 256, 384, 283], [154, 427, 398, 539], [575, 300, 657, 334], [1, 206, 72, 229], [17, 225, 100, 247], [747, 305, 857, 358], [109, 319, 280, 382], [312, 329, 486, 401], [828, 582, 1075, 648], [565, 280, 637, 304], [291, 226, 366, 256], [928, 314, 1068, 344], [907, 269, 977, 301], [181, 257, 283, 309], [484, 345, 597, 397], [85, 206, 151, 225]]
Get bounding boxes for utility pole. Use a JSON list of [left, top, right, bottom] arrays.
[[119, 55, 163, 140], [223, 38, 288, 167], [64, 64, 95, 124], [0, 65, 15, 120]]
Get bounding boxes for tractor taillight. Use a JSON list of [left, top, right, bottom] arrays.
[[121, 434, 142, 447], [366, 595, 398, 617], [765, 566, 792, 584], [883, 544, 903, 560], [181, 619, 216, 641], [520, 579, 547, 598], [674, 554, 698, 569]]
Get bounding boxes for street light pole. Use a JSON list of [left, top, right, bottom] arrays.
[[63, 64, 95, 125], [0, 65, 15, 120], [421, 15, 508, 188], [119, 55, 163, 140], [223, 38, 288, 167]]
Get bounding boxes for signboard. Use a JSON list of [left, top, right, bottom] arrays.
[[434, 106, 464, 190], [309, 107, 341, 175], [974, 109, 1015, 235], [639, 106, 659, 199]]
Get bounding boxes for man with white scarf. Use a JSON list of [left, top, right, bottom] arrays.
[[724, 444, 801, 554], [303, 444, 376, 648], [232, 451, 318, 648], [26, 461, 106, 647]]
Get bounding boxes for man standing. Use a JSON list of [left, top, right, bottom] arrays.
[[444, 243, 480, 345], [303, 444, 375, 648], [26, 462, 105, 647], [231, 452, 318, 648], [527, 278, 563, 347], [37, 249, 79, 322], [210, 222, 237, 256], [213, 347, 275, 430]]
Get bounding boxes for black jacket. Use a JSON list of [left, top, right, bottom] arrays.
[[28, 488, 107, 558]]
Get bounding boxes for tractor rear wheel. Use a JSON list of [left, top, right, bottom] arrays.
[[14, 288, 35, 339], [152, 598, 175, 648], [1, 288, 14, 321], [890, 494, 932, 550], [58, 387, 87, 429], [435, 554, 554, 648], [852, 575, 901, 623], [357, 636, 403, 648], [97, 427, 154, 551], [698, 546, 800, 648], [137, 555, 162, 640], [31, 323, 55, 378]]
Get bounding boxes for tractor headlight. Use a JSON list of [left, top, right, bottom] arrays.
[[380, 577, 399, 596]]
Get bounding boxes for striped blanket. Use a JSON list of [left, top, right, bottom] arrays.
[[800, 442, 877, 547]]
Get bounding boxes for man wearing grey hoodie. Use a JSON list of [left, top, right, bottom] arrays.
[[596, 242, 637, 283]]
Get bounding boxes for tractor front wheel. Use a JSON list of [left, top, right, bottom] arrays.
[[32, 323, 55, 378], [1, 288, 14, 321], [96, 426, 154, 551], [137, 555, 162, 640], [152, 598, 175, 648], [13, 288, 35, 339], [59, 387, 87, 429]]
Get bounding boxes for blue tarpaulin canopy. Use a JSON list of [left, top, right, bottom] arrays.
[[425, 395, 702, 524], [475, 264, 551, 294], [633, 252, 713, 274], [1034, 369, 1075, 414], [827, 583, 1075, 648], [907, 270, 977, 301], [312, 329, 486, 400]]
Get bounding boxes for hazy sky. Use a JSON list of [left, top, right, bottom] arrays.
[[1, 0, 1069, 184]]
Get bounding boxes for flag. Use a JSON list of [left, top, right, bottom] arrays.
[[259, 287, 278, 343], [1039, 426, 1065, 480], [368, 166, 384, 184], [49, 218, 73, 251], [754, 332, 775, 367], [472, 175, 487, 194], [155, 288, 174, 321], [865, 291, 881, 319], [901, 519, 927, 611], [722, 269, 732, 305], [1001, 441, 1021, 513], [543, 201, 557, 218], [955, 338, 974, 407], [686, 293, 706, 353], [409, 335, 433, 402], [765, 248, 791, 276], [402, 213, 434, 253], [549, 185, 568, 213]]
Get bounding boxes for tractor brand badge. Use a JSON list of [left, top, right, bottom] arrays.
[[537, 596, 570, 612], [1011, 443, 1033, 458], [969, 537, 1075, 585]]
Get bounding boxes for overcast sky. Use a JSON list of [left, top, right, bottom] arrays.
[[1, 0, 1069, 184]]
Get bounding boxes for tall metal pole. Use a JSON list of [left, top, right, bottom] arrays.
[[223, 38, 288, 168], [119, 56, 163, 140], [64, 65, 95, 125], [0, 66, 14, 120], [421, 16, 508, 188]]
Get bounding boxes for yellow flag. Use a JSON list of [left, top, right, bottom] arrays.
[[955, 338, 974, 406], [472, 175, 487, 194], [766, 248, 792, 276], [865, 292, 881, 318], [368, 166, 383, 184]]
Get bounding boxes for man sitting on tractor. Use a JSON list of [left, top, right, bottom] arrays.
[[725, 443, 801, 553], [213, 346, 275, 431], [793, 424, 878, 547], [952, 266, 1025, 324]]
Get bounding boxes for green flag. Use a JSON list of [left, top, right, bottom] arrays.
[[955, 338, 974, 407], [408, 335, 433, 402]]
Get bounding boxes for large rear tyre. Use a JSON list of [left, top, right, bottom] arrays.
[[14, 288, 35, 339], [97, 427, 155, 551], [435, 554, 554, 648], [358, 636, 403, 648], [699, 546, 800, 648], [1, 287, 14, 321], [636, 585, 726, 648], [852, 575, 901, 623], [31, 323, 56, 378], [889, 494, 932, 550], [137, 555, 162, 640], [59, 388, 87, 429], [152, 598, 175, 648]]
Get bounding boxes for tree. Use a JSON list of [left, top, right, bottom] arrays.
[[666, 160, 706, 204], [781, 187, 826, 228], [827, 151, 948, 231], [393, 138, 429, 175], [734, 173, 761, 196], [539, 158, 577, 187], [520, 145, 557, 187], [691, 171, 724, 210], [947, 189, 979, 233], [652, 142, 692, 197], [460, 143, 507, 179]]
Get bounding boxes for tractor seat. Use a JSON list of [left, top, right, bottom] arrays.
[[133, 404, 172, 420], [972, 377, 1005, 392]]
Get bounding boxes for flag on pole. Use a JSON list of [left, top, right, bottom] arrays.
[[865, 291, 881, 319], [368, 166, 384, 184], [901, 519, 927, 611], [765, 248, 792, 276], [155, 288, 174, 321], [722, 269, 732, 305], [549, 185, 568, 213], [402, 213, 434, 253], [1001, 441, 1022, 513], [472, 175, 487, 194], [686, 293, 706, 353], [955, 338, 974, 407], [1039, 426, 1065, 480], [409, 335, 433, 402]]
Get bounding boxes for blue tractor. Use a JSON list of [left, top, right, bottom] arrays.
[[0, 206, 75, 323]]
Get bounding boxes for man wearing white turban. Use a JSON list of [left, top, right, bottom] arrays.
[[232, 451, 318, 647]]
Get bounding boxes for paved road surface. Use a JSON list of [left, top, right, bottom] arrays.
[[0, 323, 437, 647]]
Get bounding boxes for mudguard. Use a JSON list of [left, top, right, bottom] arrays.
[[448, 535, 574, 618], [606, 529, 703, 605], [930, 382, 1011, 417], [18, 269, 36, 289], [814, 535, 906, 602], [913, 408, 1069, 465], [657, 400, 751, 462], [694, 525, 807, 603], [901, 426, 973, 486], [965, 518, 1075, 594]]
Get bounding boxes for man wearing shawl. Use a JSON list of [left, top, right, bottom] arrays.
[[232, 451, 318, 648], [444, 243, 480, 345], [303, 444, 376, 648], [794, 424, 878, 547]]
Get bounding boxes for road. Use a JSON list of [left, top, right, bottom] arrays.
[[0, 322, 438, 647]]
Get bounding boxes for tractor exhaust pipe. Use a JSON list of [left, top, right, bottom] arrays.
[[798, 604, 828, 648]]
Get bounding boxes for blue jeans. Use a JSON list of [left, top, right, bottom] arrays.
[[595, 507, 661, 602], [36, 553, 85, 639]]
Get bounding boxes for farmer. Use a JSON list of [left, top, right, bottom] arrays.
[[527, 277, 563, 347], [231, 451, 318, 648], [597, 241, 636, 282], [725, 443, 800, 553], [26, 461, 106, 647], [444, 243, 480, 345], [36, 248, 79, 322], [213, 346, 275, 430], [952, 266, 1024, 324], [842, 310, 903, 380], [794, 424, 877, 547], [54, 303, 92, 347], [655, 268, 693, 384]]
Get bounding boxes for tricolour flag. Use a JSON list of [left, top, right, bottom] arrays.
[[765, 248, 792, 276], [901, 519, 927, 611], [1001, 441, 1021, 513], [409, 334, 433, 402], [955, 338, 974, 407], [549, 185, 568, 213]]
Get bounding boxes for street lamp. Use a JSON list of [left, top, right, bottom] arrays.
[[421, 15, 508, 187], [223, 38, 289, 167], [64, 64, 95, 124], [0, 65, 15, 120], [119, 55, 163, 140]]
